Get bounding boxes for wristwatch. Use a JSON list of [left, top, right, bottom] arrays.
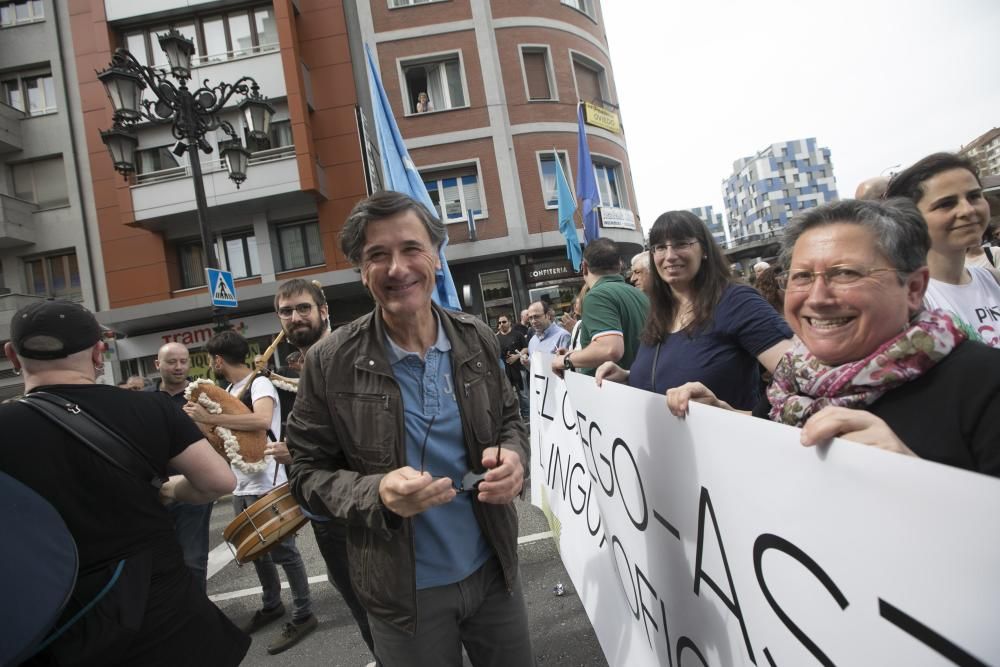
[[563, 352, 575, 371]]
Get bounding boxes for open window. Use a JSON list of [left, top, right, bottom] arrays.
[[400, 52, 468, 114], [593, 159, 626, 209]]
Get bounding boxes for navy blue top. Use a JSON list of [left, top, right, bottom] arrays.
[[628, 284, 792, 410]]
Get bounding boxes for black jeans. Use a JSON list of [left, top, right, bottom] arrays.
[[311, 519, 376, 658]]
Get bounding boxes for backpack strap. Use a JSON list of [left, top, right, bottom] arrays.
[[19, 392, 163, 489]]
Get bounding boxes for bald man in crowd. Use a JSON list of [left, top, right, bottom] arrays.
[[146, 342, 213, 590], [855, 176, 890, 200]]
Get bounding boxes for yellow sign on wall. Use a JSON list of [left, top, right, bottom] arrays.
[[582, 102, 621, 134]]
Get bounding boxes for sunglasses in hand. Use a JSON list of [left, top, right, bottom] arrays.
[[418, 416, 502, 493]]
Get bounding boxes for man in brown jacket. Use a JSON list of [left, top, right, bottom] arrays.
[[285, 191, 532, 666]]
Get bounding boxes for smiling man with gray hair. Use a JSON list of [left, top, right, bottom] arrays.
[[286, 191, 532, 666]]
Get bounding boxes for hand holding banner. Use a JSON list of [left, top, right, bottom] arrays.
[[530, 355, 1000, 666]]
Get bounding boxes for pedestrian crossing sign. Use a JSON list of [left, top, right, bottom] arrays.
[[206, 268, 238, 308]]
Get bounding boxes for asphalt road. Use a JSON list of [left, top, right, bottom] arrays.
[[206, 496, 608, 667]]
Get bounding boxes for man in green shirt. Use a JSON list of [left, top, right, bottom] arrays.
[[552, 238, 649, 377]]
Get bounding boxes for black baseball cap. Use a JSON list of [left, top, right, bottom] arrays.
[[10, 300, 102, 360]]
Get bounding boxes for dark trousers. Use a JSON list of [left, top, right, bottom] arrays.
[[311, 519, 377, 657], [167, 501, 213, 592], [368, 558, 533, 667]]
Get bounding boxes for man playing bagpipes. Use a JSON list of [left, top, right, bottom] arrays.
[[183, 330, 318, 655]]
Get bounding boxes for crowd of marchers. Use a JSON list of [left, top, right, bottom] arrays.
[[2, 150, 998, 667]]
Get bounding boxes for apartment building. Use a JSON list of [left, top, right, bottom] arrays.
[[723, 137, 839, 242], [0, 0, 103, 398], [20, 0, 641, 383]]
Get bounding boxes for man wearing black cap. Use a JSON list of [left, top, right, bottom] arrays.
[[0, 300, 248, 666]]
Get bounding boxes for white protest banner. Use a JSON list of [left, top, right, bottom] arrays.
[[529, 355, 1000, 666]]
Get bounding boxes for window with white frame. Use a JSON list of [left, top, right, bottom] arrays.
[[121, 5, 277, 69], [572, 54, 606, 105], [593, 160, 625, 209], [12, 157, 68, 208], [135, 145, 183, 179], [276, 220, 323, 271], [401, 53, 466, 114], [23, 252, 81, 299], [389, 0, 442, 6], [538, 151, 572, 209], [222, 231, 259, 279], [0, 0, 43, 27], [2, 71, 55, 115], [561, 0, 594, 18], [520, 46, 554, 101], [422, 165, 484, 223], [246, 119, 293, 153]]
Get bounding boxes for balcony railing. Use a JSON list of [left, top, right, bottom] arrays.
[[133, 145, 294, 185], [189, 42, 279, 69]]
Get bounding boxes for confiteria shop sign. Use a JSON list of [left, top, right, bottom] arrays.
[[115, 312, 279, 360], [526, 259, 576, 283]]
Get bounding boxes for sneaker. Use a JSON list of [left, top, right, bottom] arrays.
[[240, 604, 285, 635], [267, 614, 318, 655]]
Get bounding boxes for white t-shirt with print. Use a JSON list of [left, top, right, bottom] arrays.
[[228, 374, 286, 496], [924, 266, 1000, 348]]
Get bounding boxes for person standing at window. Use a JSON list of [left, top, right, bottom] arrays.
[[416, 91, 433, 113]]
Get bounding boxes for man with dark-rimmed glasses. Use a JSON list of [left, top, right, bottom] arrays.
[[286, 191, 532, 666], [268, 278, 379, 664]]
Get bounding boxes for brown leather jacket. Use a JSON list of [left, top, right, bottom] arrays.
[[286, 303, 528, 634]]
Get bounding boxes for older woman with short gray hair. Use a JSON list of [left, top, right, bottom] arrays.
[[668, 198, 1000, 476]]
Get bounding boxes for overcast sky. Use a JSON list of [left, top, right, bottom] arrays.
[[601, 0, 1000, 235]]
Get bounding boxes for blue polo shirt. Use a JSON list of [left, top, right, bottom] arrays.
[[384, 316, 491, 589], [527, 322, 571, 358]]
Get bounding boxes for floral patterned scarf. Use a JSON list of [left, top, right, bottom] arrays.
[[768, 309, 966, 426]]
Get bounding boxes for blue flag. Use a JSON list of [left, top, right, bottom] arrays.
[[554, 155, 582, 271], [364, 43, 461, 310], [576, 104, 600, 244]]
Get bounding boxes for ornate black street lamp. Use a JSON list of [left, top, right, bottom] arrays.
[[97, 29, 274, 278]]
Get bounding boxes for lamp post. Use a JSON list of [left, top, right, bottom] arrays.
[[97, 29, 274, 327]]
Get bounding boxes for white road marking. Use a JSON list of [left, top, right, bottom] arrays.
[[518, 530, 553, 545], [206, 541, 235, 579], [207, 531, 554, 603]]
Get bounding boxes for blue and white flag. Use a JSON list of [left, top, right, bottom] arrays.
[[575, 104, 600, 244], [554, 155, 582, 271], [364, 43, 461, 310]]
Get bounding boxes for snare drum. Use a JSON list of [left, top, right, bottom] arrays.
[[222, 483, 308, 565]]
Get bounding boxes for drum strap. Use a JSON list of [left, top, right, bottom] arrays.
[[19, 392, 163, 490]]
